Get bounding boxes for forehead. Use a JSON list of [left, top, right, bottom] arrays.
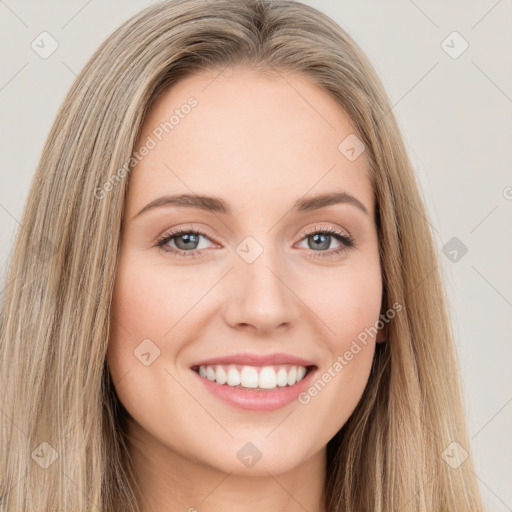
[[126, 67, 373, 218]]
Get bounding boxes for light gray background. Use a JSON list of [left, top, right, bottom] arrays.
[[1, 0, 511, 509]]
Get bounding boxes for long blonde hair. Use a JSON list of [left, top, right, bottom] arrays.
[[0, 0, 484, 510]]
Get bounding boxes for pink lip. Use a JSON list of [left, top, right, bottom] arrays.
[[190, 352, 316, 368], [190, 365, 318, 412]]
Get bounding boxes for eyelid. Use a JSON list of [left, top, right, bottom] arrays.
[[300, 223, 351, 238]]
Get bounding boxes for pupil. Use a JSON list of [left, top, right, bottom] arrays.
[[177, 233, 198, 250], [311, 233, 329, 250]]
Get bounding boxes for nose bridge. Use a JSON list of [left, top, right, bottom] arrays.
[[223, 234, 297, 332]]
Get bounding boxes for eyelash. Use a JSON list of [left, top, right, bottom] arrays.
[[155, 225, 356, 259]]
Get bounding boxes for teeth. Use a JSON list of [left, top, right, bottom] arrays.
[[258, 366, 277, 389], [227, 366, 241, 386], [196, 364, 310, 389], [215, 365, 227, 385], [240, 366, 259, 388], [206, 366, 216, 381], [287, 366, 297, 385], [276, 368, 288, 387]]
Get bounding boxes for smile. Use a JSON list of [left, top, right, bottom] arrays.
[[189, 352, 318, 411], [191, 363, 313, 390]]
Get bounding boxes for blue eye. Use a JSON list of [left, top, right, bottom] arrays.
[[156, 228, 211, 257], [156, 225, 355, 259], [298, 226, 355, 258]]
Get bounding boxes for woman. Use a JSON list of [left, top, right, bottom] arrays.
[[0, 0, 484, 510]]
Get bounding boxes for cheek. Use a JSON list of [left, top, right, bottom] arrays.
[[108, 255, 204, 348], [107, 256, 170, 385], [106, 252, 217, 402], [300, 256, 383, 352], [106, 255, 197, 434], [295, 258, 382, 419]]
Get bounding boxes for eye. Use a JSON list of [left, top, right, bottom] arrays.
[[155, 224, 356, 259], [296, 224, 355, 258], [156, 227, 216, 258]]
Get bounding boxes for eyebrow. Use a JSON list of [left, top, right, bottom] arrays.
[[134, 191, 369, 219]]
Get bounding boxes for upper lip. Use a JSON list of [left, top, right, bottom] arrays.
[[190, 352, 316, 368]]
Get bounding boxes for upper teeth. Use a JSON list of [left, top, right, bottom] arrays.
[[197, 364, 308, 389]]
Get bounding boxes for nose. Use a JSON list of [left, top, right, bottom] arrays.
[[222, 251, 299, 335]]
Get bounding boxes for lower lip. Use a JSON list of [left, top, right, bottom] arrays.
[[191, 367, 317, 412]]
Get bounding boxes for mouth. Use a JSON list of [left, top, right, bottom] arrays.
[[189, 352, 318, 411], [190, 363, 317, 391]]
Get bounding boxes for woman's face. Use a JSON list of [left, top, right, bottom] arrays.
[[108, 67, 383, 477]]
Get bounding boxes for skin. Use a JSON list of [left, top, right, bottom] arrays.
[[107, 66, 385, 512]]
